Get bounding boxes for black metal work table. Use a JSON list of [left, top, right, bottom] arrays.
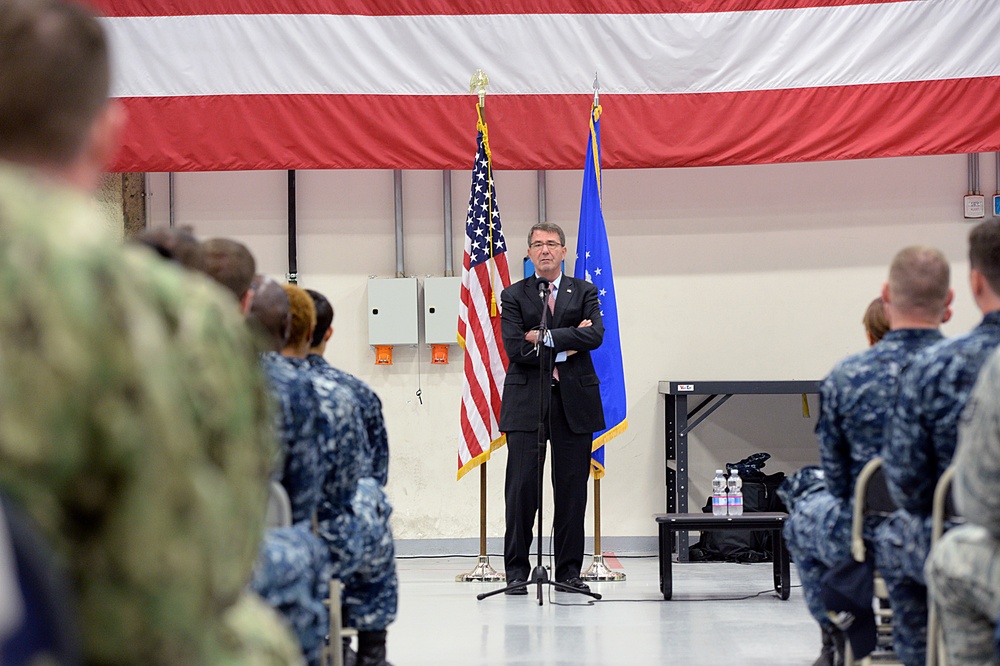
[[658, 380, 821, 561]]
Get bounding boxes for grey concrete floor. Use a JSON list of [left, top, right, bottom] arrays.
[[386, 554, 819, 665]]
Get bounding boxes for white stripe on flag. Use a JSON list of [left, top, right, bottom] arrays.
[[104, 1, 1000, 98]]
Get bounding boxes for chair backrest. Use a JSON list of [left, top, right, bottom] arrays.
[[931, 464, 959, 543], [862, 464, 896, 517], [265, 481, 293, 529], [851, 457, 898, 562]]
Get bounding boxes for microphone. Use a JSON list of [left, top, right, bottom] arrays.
[[534, 278, 550, 355]]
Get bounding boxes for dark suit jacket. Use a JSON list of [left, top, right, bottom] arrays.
[[498, 275, 606, 435]]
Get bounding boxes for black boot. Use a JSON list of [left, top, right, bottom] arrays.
[[357, 630, 392, 666], [343, 635, 357, 666], [813, 625, 845, 666]]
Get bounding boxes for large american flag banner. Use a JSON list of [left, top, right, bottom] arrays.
[[457, 108, 511, 480], [94, 0, 1000, 172]]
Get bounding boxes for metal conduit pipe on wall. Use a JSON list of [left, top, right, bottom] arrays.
[[537, 171, 547, 225], [287, 170, 298, 283], [443, 170, 454, 277], [394, 169, 405, 278], [996, 152, 1000, 197], [969, 153, 980, 195], [168, 172, 175, 228]]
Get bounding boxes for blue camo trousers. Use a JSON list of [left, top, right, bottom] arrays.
[[251, 525, 332, 666], [319, 479, 398, 632], [784, 489, 853, 627], [875, 510, 933, 666]]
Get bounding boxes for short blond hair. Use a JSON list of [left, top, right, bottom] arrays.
[[282, 284, 316, 349], [887, 246, 950, 319]]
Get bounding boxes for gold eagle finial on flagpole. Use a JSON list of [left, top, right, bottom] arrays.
[[470, 69, 489, 107]]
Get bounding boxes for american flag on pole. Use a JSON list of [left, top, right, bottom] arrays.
[[457, 106, 511, 480], [575, 105, 627, 479]]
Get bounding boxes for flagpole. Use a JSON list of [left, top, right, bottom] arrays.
[[457, 68, 505, 583], [580, 77, 626, 582]]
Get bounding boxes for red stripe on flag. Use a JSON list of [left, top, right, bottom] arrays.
[[111, 77, 1000, 172], [90, 0, 903, 18], [470, 263, 506, 416], [463, 273, 502, 427]]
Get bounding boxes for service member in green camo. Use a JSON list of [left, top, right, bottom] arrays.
[[0, 0, 301, 662]]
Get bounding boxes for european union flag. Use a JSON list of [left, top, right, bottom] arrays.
[[574, 106, 627, 478]]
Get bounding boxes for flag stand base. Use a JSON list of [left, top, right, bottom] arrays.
[[455, 555, 506, 582], [581, 554, 626, 581]]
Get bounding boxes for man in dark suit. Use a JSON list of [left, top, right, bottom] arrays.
[[499, 222, 605, 595]]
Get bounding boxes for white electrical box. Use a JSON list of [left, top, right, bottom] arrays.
[[423, 276, 462, 344], [965, 194, 986, 219], [367, 277, 418, 345]]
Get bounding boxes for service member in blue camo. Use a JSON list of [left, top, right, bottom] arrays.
[[878, 219, 1000, 666], [305, 289, 398, 663], [283, 285, 397, 666], [238, 275, 332, 665], [926, 346, 1000, 666], [783, 246, 952, 666], [306, 289, 390, 486]]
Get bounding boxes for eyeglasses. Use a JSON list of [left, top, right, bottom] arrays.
[[529, 241, 563, 250]]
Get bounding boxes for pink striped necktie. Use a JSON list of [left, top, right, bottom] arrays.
[[548, 286, 559, 381]]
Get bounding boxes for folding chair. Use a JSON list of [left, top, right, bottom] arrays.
[[926, 464, 958, 666], [323, 578, 351, 666], [846, 457, 902, 666], [313, 512, 356, 666], [265, 480, 292, 529]]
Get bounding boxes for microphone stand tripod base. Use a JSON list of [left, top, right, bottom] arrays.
[[456, 556, 506, 582], [581, 554, 626, 581]]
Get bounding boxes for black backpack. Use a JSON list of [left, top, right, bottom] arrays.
[[689, 470, 787, 563]]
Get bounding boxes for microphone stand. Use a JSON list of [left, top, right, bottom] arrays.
[[478, 280, 601, 605]]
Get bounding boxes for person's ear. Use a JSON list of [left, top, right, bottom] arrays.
[[323, 326, 333, 343], [88, 100, 126, 175], [239, 288, 255, 316], [970, 269, 987, 301], [942, 288, 954, 323]]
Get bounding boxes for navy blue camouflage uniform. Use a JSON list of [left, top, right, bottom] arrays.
[[877, 310, 1000, 666], [251, 525, 333, 665], [307, 353, 389, 486], [300, 358, 399, 634], [255, 352, 331, 664], [784, 328, 943, 629], [261, 351, 323, 524]]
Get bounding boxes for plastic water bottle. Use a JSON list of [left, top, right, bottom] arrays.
[[727, 468, 744, 516], [712, 470, 728, 516]]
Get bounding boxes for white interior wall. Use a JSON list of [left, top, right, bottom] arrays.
[[146, 153, 984, 545]]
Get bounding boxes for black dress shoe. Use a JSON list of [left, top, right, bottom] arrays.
[[556, 577, 590, 593], [504, 579, 528, 595]]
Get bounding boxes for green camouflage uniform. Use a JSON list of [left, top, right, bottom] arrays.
[[0, 163, 299, 664]]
